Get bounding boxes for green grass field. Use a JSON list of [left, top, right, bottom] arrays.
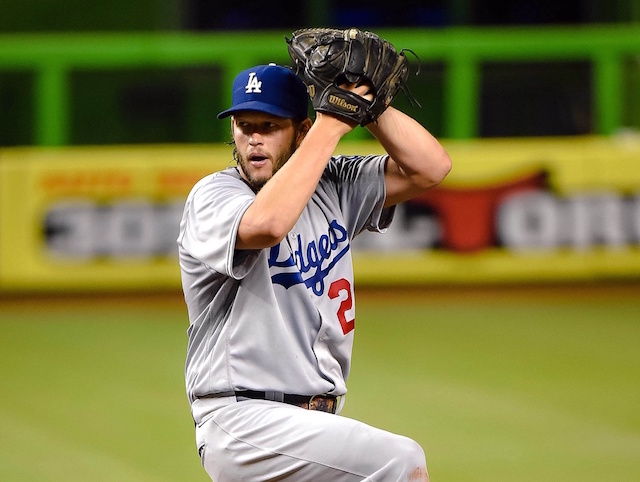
[[1, 284, 639, 481]]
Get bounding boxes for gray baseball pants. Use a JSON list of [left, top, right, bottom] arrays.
[[192, 397, 428, 481]]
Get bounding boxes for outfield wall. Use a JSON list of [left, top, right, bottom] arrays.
[[1, 135, 640, 292]]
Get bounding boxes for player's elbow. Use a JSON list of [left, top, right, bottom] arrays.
[[259, 222, 290, 247], [237, 215, 290, 250], [416, 149, 452, 190], [430, 149, 452, 186]]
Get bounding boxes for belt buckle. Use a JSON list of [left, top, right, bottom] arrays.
[[308, 395, 337, 414]]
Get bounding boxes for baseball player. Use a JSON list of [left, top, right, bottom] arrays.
[[178, 34, 451, 481]]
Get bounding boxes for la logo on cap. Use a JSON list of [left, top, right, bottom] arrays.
[[245, 72, 262, 94]]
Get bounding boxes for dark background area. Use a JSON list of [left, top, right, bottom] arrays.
[[2, 0, 635, 32], [0, 0, 638, 146]]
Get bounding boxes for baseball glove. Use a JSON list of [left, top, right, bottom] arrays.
[[286, 27, 412, 126]]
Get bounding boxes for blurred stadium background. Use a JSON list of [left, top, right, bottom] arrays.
[[1, 1, 639, 480]]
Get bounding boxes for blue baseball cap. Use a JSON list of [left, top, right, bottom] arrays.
[[217, 63, 309, 120]]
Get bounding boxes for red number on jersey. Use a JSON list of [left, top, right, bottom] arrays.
[[328, 278, 355, 335]]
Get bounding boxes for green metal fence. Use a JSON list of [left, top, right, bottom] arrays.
[[1, 25, 639, 146]]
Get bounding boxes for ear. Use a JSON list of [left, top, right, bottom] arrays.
[[296, 118, 313, 145], [230, 116, 239, 140]]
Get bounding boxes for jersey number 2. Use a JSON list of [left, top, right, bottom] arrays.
[[328, 278, 355, 335]]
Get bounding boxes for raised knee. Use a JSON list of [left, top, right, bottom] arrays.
[[362, 431, 428, 481], [397, 437, 428, 481]]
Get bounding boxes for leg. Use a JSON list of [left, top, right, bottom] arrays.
[[195, 399, 428, 481]]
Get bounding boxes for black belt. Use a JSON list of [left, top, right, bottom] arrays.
[[235, 390, 338, 414]]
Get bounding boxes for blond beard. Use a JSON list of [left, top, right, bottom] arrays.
[[235, 137, 298, 192]]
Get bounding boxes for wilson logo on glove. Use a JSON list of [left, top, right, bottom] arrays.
[[328, 95, 359, 112]]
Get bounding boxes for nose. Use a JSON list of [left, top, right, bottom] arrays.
[[248, 130, 262, 146]]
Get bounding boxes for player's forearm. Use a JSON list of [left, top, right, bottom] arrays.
[[237, 115, 350, 249], [368, 107, 451, 189]]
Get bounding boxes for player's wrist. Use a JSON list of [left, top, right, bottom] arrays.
[[314, 111, 357, 136]]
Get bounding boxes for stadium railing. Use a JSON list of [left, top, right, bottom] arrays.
[[0, 25, 639, 146]]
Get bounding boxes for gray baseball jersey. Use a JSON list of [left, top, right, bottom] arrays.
[[178, 154, 394, 407]]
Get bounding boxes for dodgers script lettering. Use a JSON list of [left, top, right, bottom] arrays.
[[268, 220, 350, 296]]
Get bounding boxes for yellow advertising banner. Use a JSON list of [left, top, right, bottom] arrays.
[[0, 145, 229, 292], [1, 136, 640, 292], [350, 135, 640, 284]]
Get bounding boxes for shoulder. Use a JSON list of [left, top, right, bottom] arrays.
[[188, 167, 250, 200], [324, 154, 389, 182]]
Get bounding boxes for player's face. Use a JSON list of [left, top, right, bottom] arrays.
[[232, 112, 302, 191]]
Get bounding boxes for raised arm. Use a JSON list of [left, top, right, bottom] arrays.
[[367, 106, 452, 208], [235, 79, 373, 250], [236, 113, 355, 249]]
